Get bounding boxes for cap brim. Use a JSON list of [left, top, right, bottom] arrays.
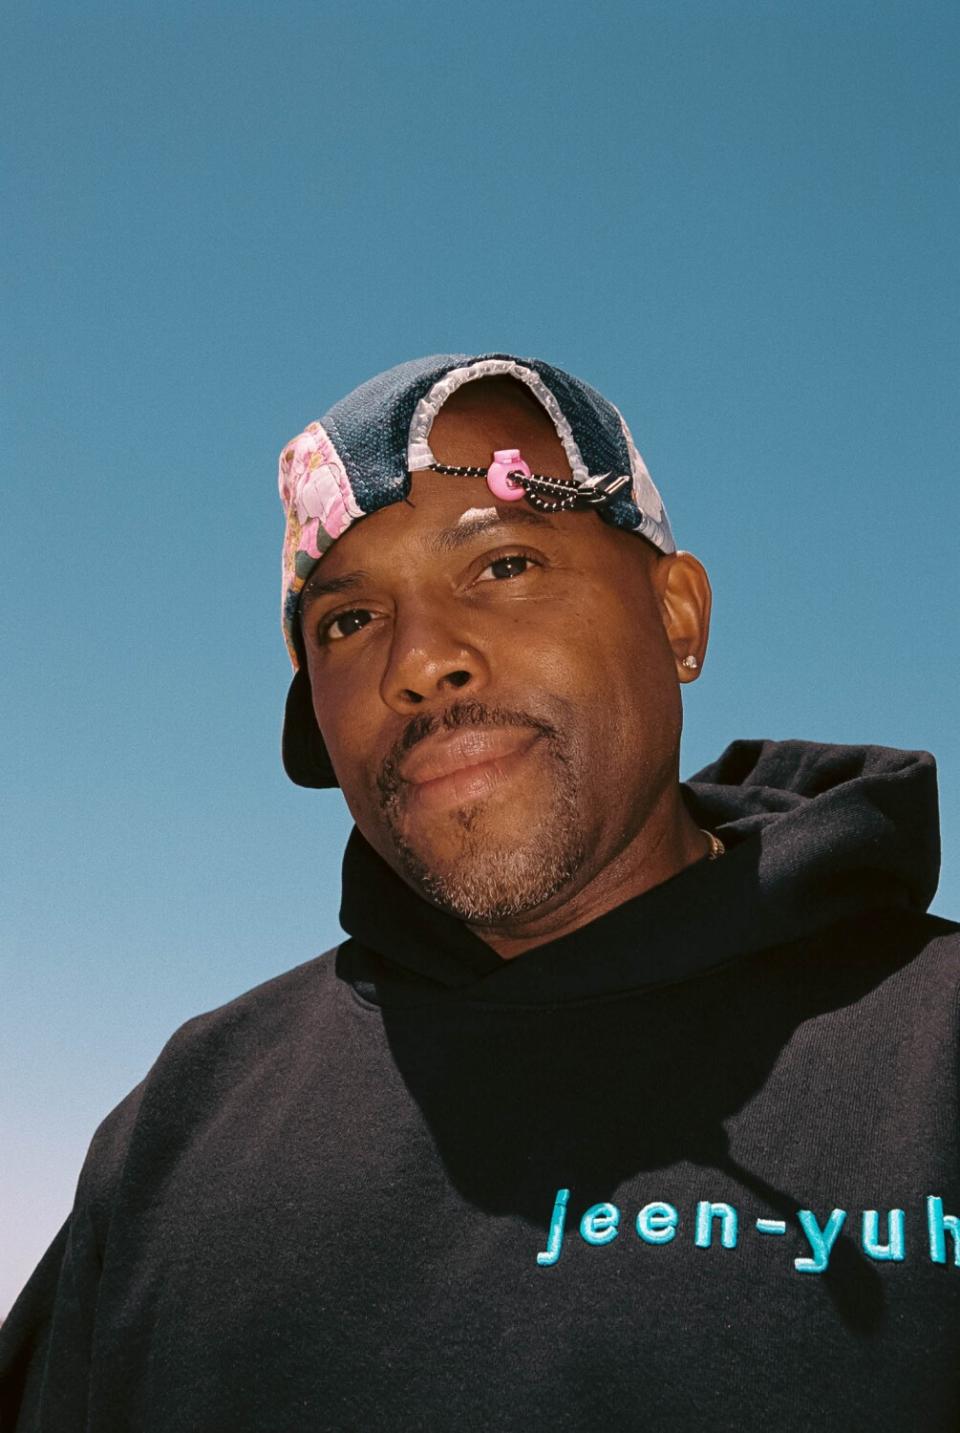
[[282, 667, 339, 789]]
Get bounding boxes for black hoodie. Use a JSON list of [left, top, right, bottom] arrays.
[[2, 740, 959, 1432]]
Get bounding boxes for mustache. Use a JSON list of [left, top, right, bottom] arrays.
[[376, 700, 559, 806]]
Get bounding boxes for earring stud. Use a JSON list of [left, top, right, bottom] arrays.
[[681, 655, 699, 670]]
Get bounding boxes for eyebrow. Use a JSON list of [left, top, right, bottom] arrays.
[[299, 509, 557, 612], [300, 569, 371, 610]]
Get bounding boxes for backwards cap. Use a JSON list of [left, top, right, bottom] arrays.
[[278, 352, 676, 788]]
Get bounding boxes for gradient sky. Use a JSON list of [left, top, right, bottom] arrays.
[[2, 0, 957, 1312]]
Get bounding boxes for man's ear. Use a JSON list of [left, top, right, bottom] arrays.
[[651, 551, 713, 682]]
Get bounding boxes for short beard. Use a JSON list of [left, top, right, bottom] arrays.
[[376, 700, 587, 925]]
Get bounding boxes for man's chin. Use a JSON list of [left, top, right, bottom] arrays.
[[394, 782, 528, 845], [410, 855, 574, 925], [386, 812, 587, 926]]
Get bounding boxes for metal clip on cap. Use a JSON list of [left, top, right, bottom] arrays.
[[578, 472, 632, 506]]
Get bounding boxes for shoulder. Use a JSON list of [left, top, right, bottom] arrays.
[[158, 945, 343, 1058], [811, 904, 960, 958], [813, 905, 960, 977], [142, 945, 347, 1101], [884, 907, 960, 999], [793, 906, 960, 1032], [76, 947, 343, 1221], [851, 906, 960, 960]]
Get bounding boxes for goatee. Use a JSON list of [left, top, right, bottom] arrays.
[[376, 700, 586, 923]]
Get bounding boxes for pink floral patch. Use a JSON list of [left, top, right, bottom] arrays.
[[279, 423, 362, 543], [296, 461, 358, 541], [297, 516, 324, 560], [278, 421, 365, 668]]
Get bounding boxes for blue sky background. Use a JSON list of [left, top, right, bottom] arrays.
[[2, 0, 957, 1312]]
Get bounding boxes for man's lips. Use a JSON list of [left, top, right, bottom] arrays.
[[400, 727, 540, 784], [397, 727, 543, 813]]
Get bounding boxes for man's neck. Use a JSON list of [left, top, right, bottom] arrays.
[[469, 787, 710, 960]]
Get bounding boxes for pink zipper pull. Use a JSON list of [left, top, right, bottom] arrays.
[[486, 448, 531, 502]]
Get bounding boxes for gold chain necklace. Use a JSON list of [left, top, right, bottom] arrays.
[[700, 828, 726, 861]]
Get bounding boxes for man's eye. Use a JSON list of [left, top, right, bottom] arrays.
[[322, 609, 374, 642], [478, 553, 536, 582]]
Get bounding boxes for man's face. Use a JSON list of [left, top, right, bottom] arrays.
[[300, 407, 702, 928]]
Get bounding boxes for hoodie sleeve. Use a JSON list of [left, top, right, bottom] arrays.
[[0, 1084, 144, 1431]]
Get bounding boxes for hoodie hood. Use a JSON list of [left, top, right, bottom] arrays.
[[338, 740, 940, 1006]]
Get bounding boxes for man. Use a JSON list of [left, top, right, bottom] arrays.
[[2, 352, 958, 1430]]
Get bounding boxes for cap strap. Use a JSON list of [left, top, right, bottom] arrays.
[[421, 461, 631, 515]]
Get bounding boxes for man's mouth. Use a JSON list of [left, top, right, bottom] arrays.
[[398, 727, 543, 814]]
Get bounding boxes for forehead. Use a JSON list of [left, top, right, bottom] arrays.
[[297, 471, 658, 627], [301, 472, 584, 593]]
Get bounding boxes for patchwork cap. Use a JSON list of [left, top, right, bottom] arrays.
[[279, 352, 677, 788]]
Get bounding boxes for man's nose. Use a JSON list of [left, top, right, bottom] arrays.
[[379, 606, 490, 715]]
